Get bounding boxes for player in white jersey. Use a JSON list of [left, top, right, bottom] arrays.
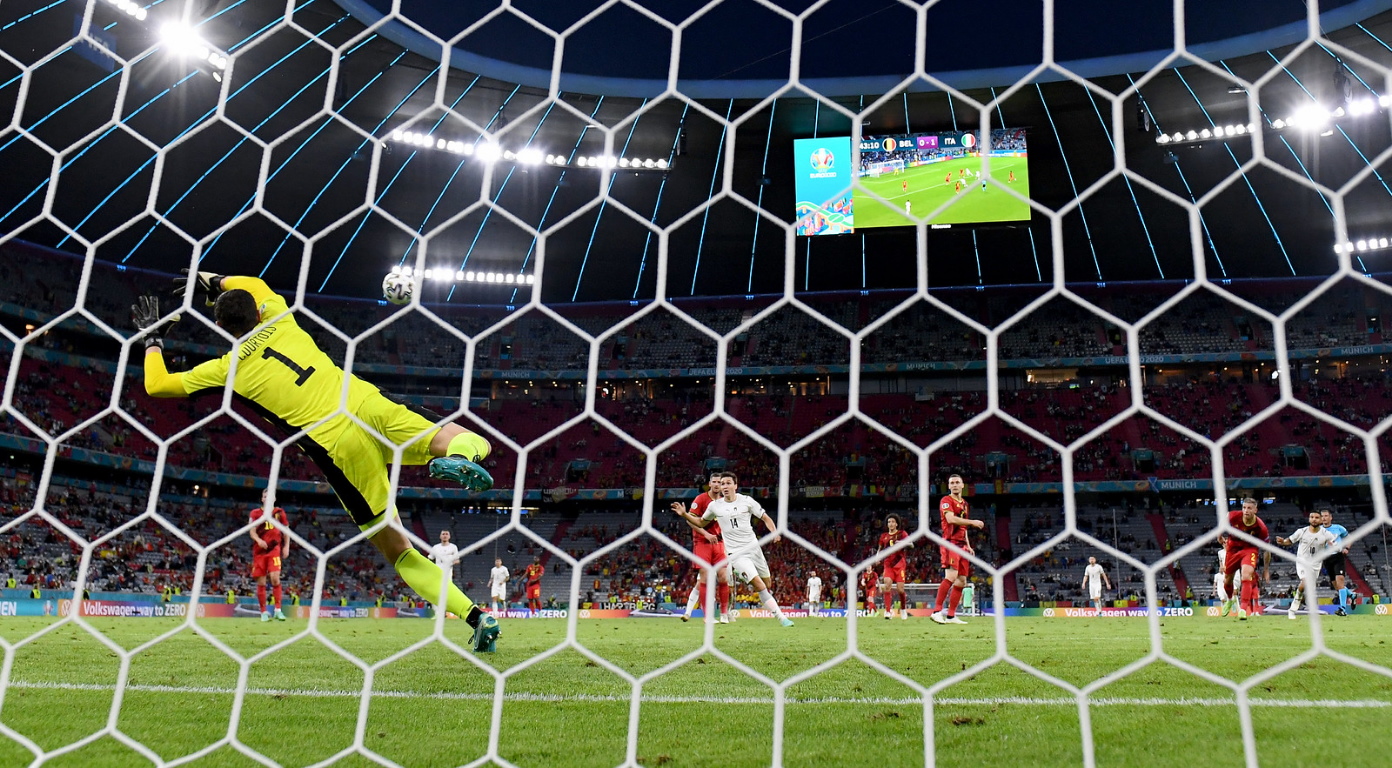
[[428, 530, 459, 581], [488, 558, 510, 613], [1081, 556, 1111, 611], [673, 471, 794, 627], [1276, 511, 1337, 619], [806, 572, 823, 616]]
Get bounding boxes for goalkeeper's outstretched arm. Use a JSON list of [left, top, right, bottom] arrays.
[[137, 272, 282, 399]]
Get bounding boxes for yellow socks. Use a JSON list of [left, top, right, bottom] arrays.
[[446, 431, 491, 461], [394, 548, 474, 617]]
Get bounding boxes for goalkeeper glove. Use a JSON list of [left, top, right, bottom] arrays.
[[131, 295, 180, 350], [172, 268, 226, 306]]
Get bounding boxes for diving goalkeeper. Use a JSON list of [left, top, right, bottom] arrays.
[[132, 271, 500, 651]]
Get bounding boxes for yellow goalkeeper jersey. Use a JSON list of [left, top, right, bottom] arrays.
[[144, 277, 375, 443]]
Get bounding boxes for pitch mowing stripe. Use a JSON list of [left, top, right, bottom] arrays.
[[8, 681, 1390, 708]]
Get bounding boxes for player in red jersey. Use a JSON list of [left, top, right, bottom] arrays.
[[670, 473, 733, 623], [523, 557, 544, 614], [249, 489, 289, 622], [901, 179, 909, 193], [944, 172, 951, 184], [1221, 497, 1269, 620], [878, 514, 912, 620], [931, 474, 984, 625], [860, 569, 880, 615]]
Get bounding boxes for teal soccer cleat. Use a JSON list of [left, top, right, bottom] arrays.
[[429, 455, 494, 492], [472, 614, 501, 653]]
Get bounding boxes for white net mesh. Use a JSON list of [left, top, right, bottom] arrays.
[[0, 0, 1390, 766]]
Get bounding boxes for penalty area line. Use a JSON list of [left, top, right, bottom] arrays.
[[7, 681, 1391, 708]]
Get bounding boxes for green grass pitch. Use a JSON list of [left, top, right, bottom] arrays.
[[0, 615, 1388, 767], [855, 156, 1031, 228]]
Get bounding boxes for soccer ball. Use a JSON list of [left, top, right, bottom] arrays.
[[382, 273, 413, 305]]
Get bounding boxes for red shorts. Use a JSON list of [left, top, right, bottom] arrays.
[[693, 541, 728, 568], [882, 563, 906, 584], [1224, 548, 1259, 575], [526, 583, 541, 600], [251, 548, 281, 578], [940, 545, 972, 577]]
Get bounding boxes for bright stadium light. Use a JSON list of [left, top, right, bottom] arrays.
[[383, 131, 665, 170], [1337, 236, 1392, 254], [476, 143, 501, 162], [160, 22, 228, 74], [107, 0, 149, 21], [1291, 104, 1330, 130]]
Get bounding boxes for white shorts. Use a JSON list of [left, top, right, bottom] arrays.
[[729, 546, 771, 585], [1296, 563, 1317, 583], [1089, 587, 1102, 600], [490, 585, 506, 601]]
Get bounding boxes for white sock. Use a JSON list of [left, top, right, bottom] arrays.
[[1290, 587, 1303, 611], [758, 590, 784, 620], [685, 587, 700, 616]]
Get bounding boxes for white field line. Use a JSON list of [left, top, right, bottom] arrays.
[[9, 680, 1391, 708]]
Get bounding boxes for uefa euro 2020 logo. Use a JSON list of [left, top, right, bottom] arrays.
[[810, 147, 834, 171]]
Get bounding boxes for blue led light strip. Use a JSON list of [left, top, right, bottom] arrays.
[[1172, 68, 1294, 275], [1126, 74, 1224, 275], [747, 99, 777, 294], [632, 102, 690, 299], [571, 99, 648, 301], [507, 98, 607, 304], [112, 12, 356, 259], [1083, 87, 1162, 277], [1036, 83, 1102, 280]]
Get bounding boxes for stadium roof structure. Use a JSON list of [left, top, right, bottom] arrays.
[[339, 0, 1392, 98], [1, 0, 1392, 304]]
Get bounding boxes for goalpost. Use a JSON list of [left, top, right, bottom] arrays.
[[0, 1, 1388, 767]]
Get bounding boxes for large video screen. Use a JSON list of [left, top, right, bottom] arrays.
[[793, 129, 1030, 235], [793, 136, 855, 236]]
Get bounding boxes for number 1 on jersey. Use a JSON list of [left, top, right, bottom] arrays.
[[262, 347, 315, 386]]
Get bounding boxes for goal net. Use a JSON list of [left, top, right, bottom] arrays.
[[0, 1, 1388, 766]]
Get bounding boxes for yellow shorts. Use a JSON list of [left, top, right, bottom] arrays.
[[304, 388, 440, 528]]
